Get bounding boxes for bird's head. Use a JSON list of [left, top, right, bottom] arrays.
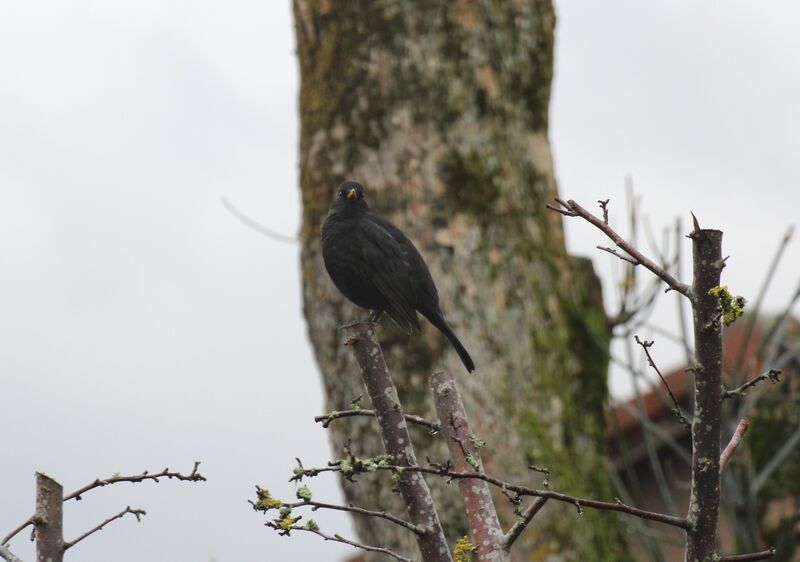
[[337, 180, 365, 202]]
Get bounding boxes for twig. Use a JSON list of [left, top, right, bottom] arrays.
[[314, 409, 440, 433], [281, 500, 425, 535], [723, 369, 781, 399], [547, 198, 691, 298], [64, 462, 206, 501], [268, 524, 415, 562], [222, 197, 297, 243], [1, 518, 35, 547], [718, 548, 776, 561], [502, 498, 548, 550], [295, 462, 689, 530], [719, 419, 749, 474], [64, 507, 145, 550], [598, 246, 639, 265], [634, 336, 691, 427], [0, 545, 24, 562]]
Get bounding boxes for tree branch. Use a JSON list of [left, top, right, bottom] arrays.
[[685, 224, 724, 562], [64, 462, 206, 501], [340, 321, 452, 562], [501, 498, 548, 551], [718, 548, 776, 562], [64, 507, 145, 551], [314, 408, 440, 433], [723, 369, 781, 399], [547, 198, 691, 298], [719, 418, 749, 474], [293, 461, 689, 530], [635, 335, 691, 427], [430, 371, 508, 561], [0, 545, 24, 562], [1, 518, 35, 548], [280, 500, 426, 535], [221, 197, 297, 243]]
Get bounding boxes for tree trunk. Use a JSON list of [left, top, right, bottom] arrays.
[[293, 2, 629, 560]]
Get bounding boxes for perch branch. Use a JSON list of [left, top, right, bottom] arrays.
[[340, 321, 452, 562], [502, 498, 549, 551]]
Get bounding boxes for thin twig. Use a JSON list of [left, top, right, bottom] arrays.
[[1, 518, 35, 547], [547, 198, 692, 298], [723, 369, 781, 399], [282, 500, 426, 535], [719, 419, 749, 474], [718, 548, 776, 561], [635, 336, 691, 427], [64, 462, 206, 501], [501, 498, 549, 550], [267, 524, 415, 562], [314, 409, 440, 433], [222, 197, 297, 243], [64, 507, 146, 550]]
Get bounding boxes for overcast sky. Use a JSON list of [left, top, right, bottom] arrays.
[[1, 2, 798, 562]]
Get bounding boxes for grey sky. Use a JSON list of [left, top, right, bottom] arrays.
[[1, 2, 798, 562]]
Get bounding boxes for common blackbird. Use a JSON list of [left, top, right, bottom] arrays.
[[321, 180, 475, 373]]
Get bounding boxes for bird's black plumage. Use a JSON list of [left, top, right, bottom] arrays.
[[321, 180, 475, 373]]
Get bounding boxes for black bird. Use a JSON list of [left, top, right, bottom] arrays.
[[321, 180, 475, 373]]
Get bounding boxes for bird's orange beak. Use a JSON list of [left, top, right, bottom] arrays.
[[347, 188, 358, 200]]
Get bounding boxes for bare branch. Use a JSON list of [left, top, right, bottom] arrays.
[[1, 518, 35, 548], [685, 226, 724, 562], [718, 548, 776, 562], [35, 473, 64, 562], [294, 462, 689, 530], [279, 500, 426, 535], [340, 322, 452, 562], [221, 197, 297, 243], [64, 462, 206, 502], [431, 371, 507, 560], [502, 498, 548, 551], [548, 198, 692, 298], [315, 408, 440, 433], [635, 335, 691, 427], [267, 523, 416, 562], [723, 369, 781, 399], [0, 545, 24, 562], [719, 419, 749, 474], [598, 245, 640, 265], [64, 507, 145, 551]]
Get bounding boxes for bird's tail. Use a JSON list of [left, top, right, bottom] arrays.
[[429, 316, 475, 373]]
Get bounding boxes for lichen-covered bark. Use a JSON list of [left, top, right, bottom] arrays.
[[293, 2, 629, 560]]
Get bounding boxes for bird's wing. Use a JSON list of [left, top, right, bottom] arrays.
[[361, 221, 421, 334]]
